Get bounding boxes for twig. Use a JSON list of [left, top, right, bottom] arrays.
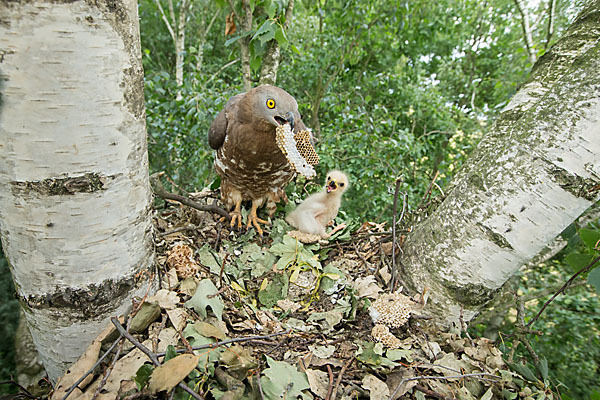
[[111, 318, 205, 400], [390, 177, 403, 291], [163, 173, 191, 196], [330, 357, 354, 400], [353, 242, 369, 267], [92, 338, 125, 400], [159, 224, 201, 238], [459, 306, 475, 347], [325, 364, 334, 400], [150, 172, 230, 221], [218, 253, 229, 288], [396, 191, 408, 228], [419, 170, 440, 208], [525, 254, 600, 328], [203, 59, 240, 87], [61, 335, 123, 400], [156, 330, 292, 356], [256, 369, 265, 400], [0, 379, 36, 399], [391, 373, 500, 399]]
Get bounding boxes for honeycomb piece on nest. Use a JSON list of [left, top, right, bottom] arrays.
[[275, 124, 317, 178], [371, 324, 402, 349], [369, 291, 413, 328], [287, 230, 322, 244], [166, 243, 199, 279]]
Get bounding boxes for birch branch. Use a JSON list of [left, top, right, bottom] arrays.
[[153, 0, 176, 44]]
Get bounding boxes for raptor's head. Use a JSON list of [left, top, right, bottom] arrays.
[[241, 85, 306, 133]]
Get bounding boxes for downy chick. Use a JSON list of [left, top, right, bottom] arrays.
[[286, 171, 349, 238]]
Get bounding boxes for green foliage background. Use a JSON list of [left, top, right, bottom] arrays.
[[140, 0, 580, 221], [0, 0, 597, 397]]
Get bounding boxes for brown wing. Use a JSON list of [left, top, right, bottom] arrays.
[[208, 93, 244, 150]]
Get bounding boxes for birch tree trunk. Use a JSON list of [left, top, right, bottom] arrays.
[[258, 0, 295, 85], [401, 1, 600, 326], [0, 0, 155, 382]]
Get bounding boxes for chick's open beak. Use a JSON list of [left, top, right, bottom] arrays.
[[327, 180, 337, 193]]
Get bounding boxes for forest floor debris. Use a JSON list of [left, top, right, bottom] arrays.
[[44, 192, 554, 400]]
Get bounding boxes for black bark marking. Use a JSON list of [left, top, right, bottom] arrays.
[[11, 173, 115, 196], [17, 269, 153, 320], [549, 166, 599, 201]]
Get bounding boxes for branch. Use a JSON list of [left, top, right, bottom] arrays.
[[525, 254, 600, 328], [226, 0, 240, 24], [390, 177, 403, 291], [545, 0, 556, 49], [150, 172, 230, 221], [157, 329, 292, 356], [111, 318, 205, 400], [61, 335, 123, 400], [153, 0, 176, 44], [203, 58, 240, 86], [513, 0, 537, 64]]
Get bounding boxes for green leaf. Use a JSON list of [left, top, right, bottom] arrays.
[[534, 356, 548, 382], [185, 279, 225, 321], [164, 345, 178, 362], [197, 245, 221, 275], [274, 25, 288, 47], [250, 55, 262, 72], [502, 389, 518, 400], [507, 362, 538, 382], [224, 30, 253, 47], [252, 20, 276, 46], [260, 356, 309, 399], [386, 348, 413, 363], [320, 264, 346, 294], [193, 335, 222, 375], [587, 267, 600, 293], [258, 273, 289, 308], [579, 228, 600, 251], [565, 253, 593, 273], [356, 341, 383, 366], [290, 44, 301, 54], [134, 364, 154, 391]]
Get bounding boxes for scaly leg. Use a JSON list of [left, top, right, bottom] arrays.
[[229, 198, 243, 230], [247, 199, 269, 235]]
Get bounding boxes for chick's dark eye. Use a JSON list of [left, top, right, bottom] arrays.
[[327, 176, 331, 181], [266, 98, 276, 109], [340, 183, 345, 187]]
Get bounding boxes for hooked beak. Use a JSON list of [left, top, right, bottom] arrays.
[[274, 111, 295, 130], [326, 180, 337, 193], [285, 111, 295, 130]]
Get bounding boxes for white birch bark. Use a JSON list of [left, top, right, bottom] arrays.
[[0, 0, 155, 382], [401, 2, 600, 326], [258, 0, 295, 86]]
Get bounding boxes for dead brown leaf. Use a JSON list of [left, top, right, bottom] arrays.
[[149, 354, 200, 394]]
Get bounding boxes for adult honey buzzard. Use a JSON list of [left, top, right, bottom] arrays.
[[208, 85, 308, 234]]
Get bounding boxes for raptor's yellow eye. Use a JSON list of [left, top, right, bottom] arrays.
[[266, 98, 276, 109]]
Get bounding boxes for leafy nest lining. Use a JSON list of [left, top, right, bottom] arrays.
[[48, 196, 543, 400]]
